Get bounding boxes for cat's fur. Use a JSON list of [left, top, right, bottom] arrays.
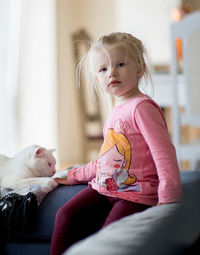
[[0, 145, 58, 189]]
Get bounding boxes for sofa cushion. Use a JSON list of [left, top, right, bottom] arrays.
[[7, 184, 87, 242]]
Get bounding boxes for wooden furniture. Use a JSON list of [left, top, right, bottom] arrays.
[[170, 11, 200, 170], [72, 29, 103, 162]]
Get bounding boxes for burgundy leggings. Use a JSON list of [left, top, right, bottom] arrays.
[[50, 186, 150, 255]]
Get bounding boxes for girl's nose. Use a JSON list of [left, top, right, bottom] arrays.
[[109, 67, 118, 78]]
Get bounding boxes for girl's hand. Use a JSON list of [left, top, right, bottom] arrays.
[[53, 177, 70, 185], [52, 170, 70, 185]]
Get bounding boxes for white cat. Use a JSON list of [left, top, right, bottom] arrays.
[[0, 145, 58, 190]]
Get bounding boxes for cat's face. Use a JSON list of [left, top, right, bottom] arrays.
[[27, 147, 56, 177]]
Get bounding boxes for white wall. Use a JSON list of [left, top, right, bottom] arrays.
[[18, 0, 57, 151], [115, 0, 180, 64], [0, 0, 57, 157]]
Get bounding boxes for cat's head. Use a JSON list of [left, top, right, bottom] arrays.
[[27, 146, 56, 177]]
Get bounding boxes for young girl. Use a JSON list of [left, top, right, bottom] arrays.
[[50, 32, 183, 255]]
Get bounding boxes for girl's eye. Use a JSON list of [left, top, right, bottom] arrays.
[[117, 63, 125, 68], [48, 162, 52, 167], [99, 67, 107, 72]]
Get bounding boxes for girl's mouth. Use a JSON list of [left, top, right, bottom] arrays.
[[109, 80, 121, 87]]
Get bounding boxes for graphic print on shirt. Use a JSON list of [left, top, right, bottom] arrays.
[[97, 121, 140, 192]]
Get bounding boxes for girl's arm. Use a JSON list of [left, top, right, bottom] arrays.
[[53, 160, 97, 185], [134, 100, 183, 204]]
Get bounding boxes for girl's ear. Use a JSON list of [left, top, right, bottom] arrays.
[[137, 63, 146, 78]]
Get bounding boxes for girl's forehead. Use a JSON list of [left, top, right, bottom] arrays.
[[98, 44, 126, 57], [91, 44, 128, 63]]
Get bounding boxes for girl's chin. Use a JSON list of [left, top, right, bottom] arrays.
[[107, 89, 123, 97]]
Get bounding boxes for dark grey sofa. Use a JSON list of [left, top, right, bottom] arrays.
[[3, 185, 88, 255], [3, 171, 200, 255]]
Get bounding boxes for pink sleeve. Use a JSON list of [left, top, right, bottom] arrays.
[[134, 101, 183, 203], [67, 160, 97, 185]]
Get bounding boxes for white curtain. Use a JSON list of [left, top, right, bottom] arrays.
[[0, 0, 57, 156]]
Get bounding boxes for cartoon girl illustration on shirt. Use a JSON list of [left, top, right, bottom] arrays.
[[97, 126, 140, 192]]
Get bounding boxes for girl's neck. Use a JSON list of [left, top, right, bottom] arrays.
[[114, 88, 143, 106]]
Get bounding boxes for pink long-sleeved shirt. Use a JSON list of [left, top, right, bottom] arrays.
[[66, 95, 182, 206]]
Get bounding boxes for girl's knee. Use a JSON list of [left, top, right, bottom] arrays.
[[55, 204, 73, 223]]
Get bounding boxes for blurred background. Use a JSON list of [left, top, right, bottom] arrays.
[[1, 0, 200, 169]]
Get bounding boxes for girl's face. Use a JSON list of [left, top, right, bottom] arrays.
[[92, 44, 143, 102]]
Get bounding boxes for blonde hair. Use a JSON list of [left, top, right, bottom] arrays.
[[76, 32, 153, 104]]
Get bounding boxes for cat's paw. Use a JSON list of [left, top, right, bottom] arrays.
[[45, 177, 58, 188], [49, 178, 58, 188], [37, 177, 57, 188], [40, 177, 58, 193]]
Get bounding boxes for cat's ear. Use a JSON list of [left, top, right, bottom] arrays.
[[34, 147, 45, 158], [48, 149, 56, 154]]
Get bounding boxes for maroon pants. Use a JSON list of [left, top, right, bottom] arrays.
[[50, 186, 150, 255]]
